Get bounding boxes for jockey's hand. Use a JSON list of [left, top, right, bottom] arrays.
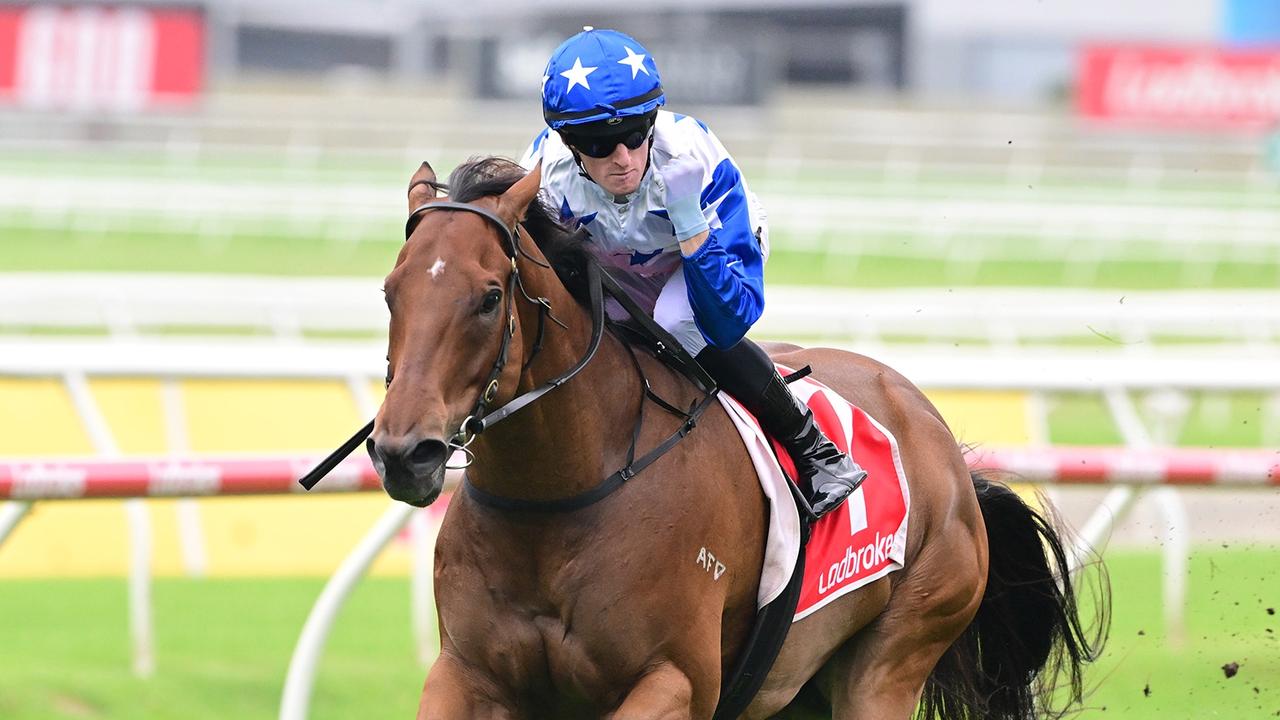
[[658, 154, 709, 242]]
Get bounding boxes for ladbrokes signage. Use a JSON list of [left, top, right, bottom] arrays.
[[0, 4, 203, 113], [1079, 44, 1280, 129]]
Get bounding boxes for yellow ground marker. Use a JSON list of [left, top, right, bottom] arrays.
[[924, 389, 1032, 446], [0, 377, 411, 577], [0, 495, 413, 577], [195, 494, 412, 577], [924, 389, 1043, 505], [91, 378, 168, 455], [3, 377, 1040, 577], [183, 378, 360, 453], [0, 377, 94, 456], [179, 378, 410, 575]]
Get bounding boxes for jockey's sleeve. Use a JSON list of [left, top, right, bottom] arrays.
[[681, 157, 765, 349]]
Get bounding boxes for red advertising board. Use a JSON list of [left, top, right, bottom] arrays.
[[0, 4, 203, 112], [1079, 44, 1280, 129]]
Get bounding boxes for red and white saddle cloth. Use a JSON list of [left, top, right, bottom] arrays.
[[717, 365, 911, 622]]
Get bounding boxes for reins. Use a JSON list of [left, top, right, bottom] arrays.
[[299, 194, 719, 513]]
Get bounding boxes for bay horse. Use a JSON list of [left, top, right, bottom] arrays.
[[367, 156, 1102, 719]]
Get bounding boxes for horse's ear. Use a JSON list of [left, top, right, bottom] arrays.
[[497, 162, 542, 227], [407, 161, 441, 211]]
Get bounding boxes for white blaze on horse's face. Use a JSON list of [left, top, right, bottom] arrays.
[[372, 209, 514, 507]]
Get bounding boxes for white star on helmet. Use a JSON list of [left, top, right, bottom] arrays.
[[559, 57, 597, 92], [617, 46, 649, 79]]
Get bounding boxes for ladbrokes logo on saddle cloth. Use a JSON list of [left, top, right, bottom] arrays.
[[717, 366, 910, 622]]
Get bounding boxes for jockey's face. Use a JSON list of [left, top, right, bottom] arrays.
[[574, 135, 650, 196]]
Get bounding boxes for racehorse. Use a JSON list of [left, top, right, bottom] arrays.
[[367, 156, 1103, 719]]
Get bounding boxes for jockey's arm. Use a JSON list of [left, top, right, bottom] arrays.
[[664, 155, 764, 350], [680, 214, 764, 350], [678, 229, 709, 256]]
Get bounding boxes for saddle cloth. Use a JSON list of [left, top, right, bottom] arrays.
[[716, 365, 911, 621]]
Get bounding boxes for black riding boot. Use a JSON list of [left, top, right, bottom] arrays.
[[696, 339, 868, 519]]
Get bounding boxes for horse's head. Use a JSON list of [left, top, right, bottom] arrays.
[[368, 159, 543, 506]]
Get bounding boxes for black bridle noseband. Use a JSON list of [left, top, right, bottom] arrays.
[[299, 191, 718, 514]]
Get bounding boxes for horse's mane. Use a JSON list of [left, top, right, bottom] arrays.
[[448, 156, 593, 305]]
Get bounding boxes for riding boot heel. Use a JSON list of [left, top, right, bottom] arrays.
[[695, 339, 867, 519]]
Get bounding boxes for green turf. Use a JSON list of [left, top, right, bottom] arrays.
[[755, 173, 1280, 211], [7, 149, 1280, 211], [0, 577, 424, 720], [1078, 548, 1280, 719], [5, 146, 1280, 289], [5, 225, 1279, 290], [0, 548, 1275, 719], [1048, 395, 1128, 446], [0, 227, 402, 277], [1045, 392, 1275, 448]]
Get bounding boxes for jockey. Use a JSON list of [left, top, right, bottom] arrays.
[[520, 27, 866, 518]]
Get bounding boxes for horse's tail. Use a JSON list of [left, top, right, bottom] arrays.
[[919, 471, 1109, 720]]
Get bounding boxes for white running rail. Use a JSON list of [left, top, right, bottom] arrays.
[[4, 274, 1279, 347]]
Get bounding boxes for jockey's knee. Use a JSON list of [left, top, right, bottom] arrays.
[[654, 313, 707, 356]]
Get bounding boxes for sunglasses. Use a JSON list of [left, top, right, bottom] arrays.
[[565, 126, 652, 159]]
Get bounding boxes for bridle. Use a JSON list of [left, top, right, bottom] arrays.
[[299, 193, 605, 489], [400, 198, 603, 463], [299, 187, 718, 514]]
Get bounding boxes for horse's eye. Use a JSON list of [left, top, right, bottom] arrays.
[[480, 289, 502, 315]]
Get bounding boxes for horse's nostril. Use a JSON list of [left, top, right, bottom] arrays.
[[410, 439, 447, 465]]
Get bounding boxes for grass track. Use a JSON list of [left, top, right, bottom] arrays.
[[0, 548, 1276, 719], [5, 151, 1280, 210], [4, 229, 1279, 289]]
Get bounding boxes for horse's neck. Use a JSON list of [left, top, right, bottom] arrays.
[[465, 253, 640, 501]]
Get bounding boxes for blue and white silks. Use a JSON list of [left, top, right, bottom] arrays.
[[519, 110, 770, 353]]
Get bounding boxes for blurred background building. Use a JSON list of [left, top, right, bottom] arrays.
[[7, 0, 1280, 103], [6, 0, 1280, 192]]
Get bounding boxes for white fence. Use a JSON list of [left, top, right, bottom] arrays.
[[5, 273, 1280, 348], [3, 86, 1276, 184], [4, 171, 1278, 271]]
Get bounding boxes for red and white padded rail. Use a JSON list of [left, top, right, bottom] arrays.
[[0, 456, 381, 500], [968, 446, 1280, 486], [1, 446, 1277, 501]]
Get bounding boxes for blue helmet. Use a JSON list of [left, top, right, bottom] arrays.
[[541, 28, 665, 131]]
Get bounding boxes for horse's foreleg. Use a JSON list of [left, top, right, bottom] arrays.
[[416, 652, 512, 720], [605, 662, 707, 720]]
